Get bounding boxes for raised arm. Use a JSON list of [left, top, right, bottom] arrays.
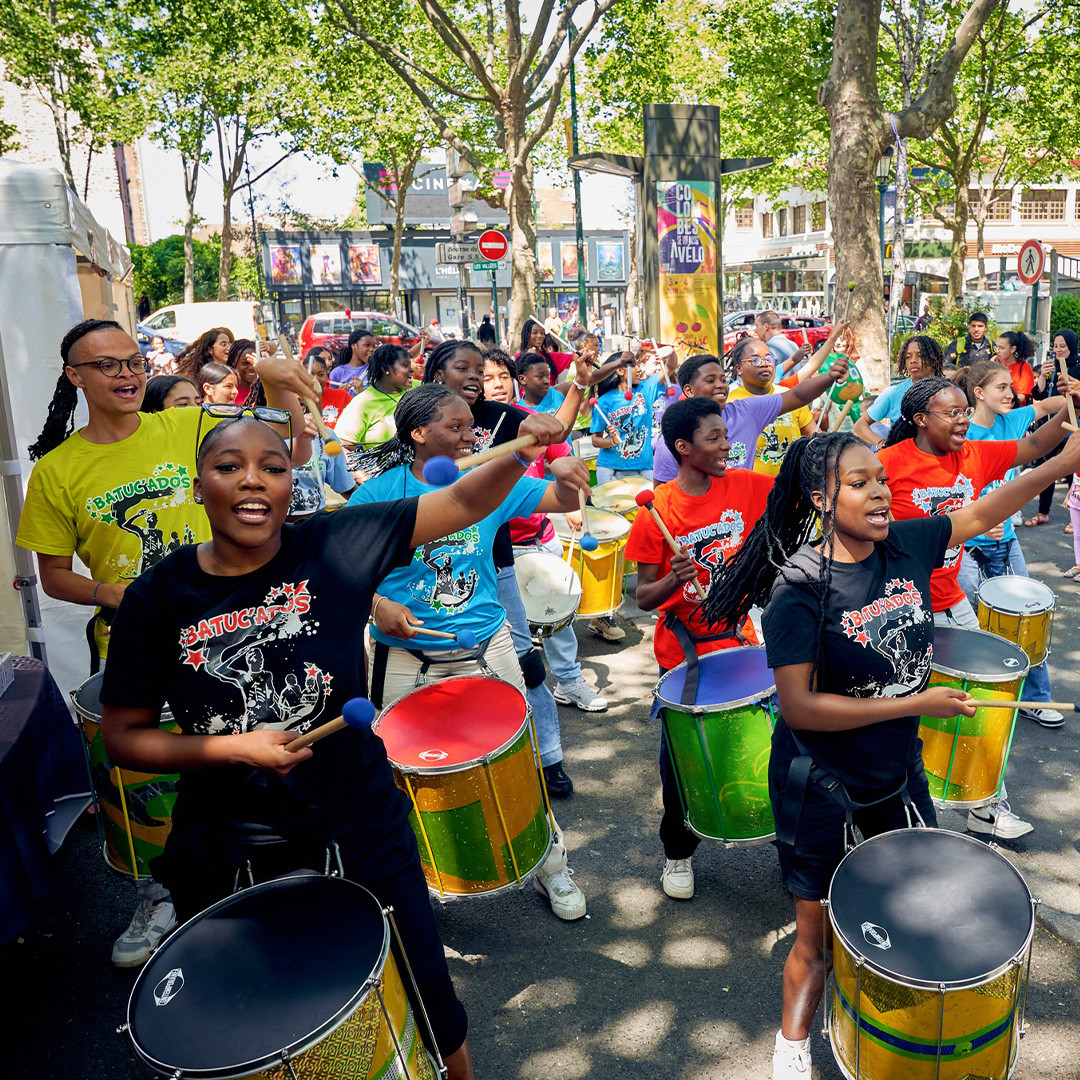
[[777, 352, 850, 415]]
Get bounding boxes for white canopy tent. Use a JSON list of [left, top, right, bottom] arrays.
[[0, 158, 134, 691]]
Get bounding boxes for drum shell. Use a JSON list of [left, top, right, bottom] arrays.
[[512, 550, 581, 637], [655, 648, 777, 845], [826, 830, 1033, 1080], [551, 510, 630, 619], [977, 577, 1055, 667], [73, 673, 179, 878]]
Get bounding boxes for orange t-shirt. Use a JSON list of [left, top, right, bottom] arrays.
[[877, 438, 1017, 610], [1009, 361, 1035, 401], [320, 387, 354, 429], [624, 471, 773, 669]]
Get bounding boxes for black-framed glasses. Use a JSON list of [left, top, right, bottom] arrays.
[[195, 403, 292, 456], [68, 355, 150, 377]]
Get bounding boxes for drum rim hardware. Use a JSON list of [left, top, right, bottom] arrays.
[[930, 626, 1031, 682], [653, 646, 775, 716]]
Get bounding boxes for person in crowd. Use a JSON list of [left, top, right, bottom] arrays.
[[176, 327, 234, 383], [302, 347, 353, 429], [145, 335, 174, 376], [477, 314, 497, 346], [755, 310, 809, 368], [627, 397, 772, 900], [1027, 330, 1080, 528], [196, 362, 239, 404], [994, 330, 1037, 406], [701, 427, 1080, 1080], [853, 334, 946, 448], [351, 385, 589, 922], [137, 293, 151, 321], [543, 307, 564, 337], [226, 339, 260, 405], [914, 298, 933, 331], [944, 310, 992, 367], [328, 328, 377, 392], [518, 318, 574, 377], [335, 344, 415, 453], [141, 375, 199, 413], [516, 351, 592, 414], [482, 348, 518, 406], [15, 319, 307, 970]]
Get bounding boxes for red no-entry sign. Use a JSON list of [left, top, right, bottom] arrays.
[[477, 230, 509, 261]]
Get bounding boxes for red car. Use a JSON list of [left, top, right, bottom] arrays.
[[721, 311, 832, 355], [297, 311, 442, 355]]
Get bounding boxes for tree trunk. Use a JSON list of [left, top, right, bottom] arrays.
[[888, 137, 910, 362], [976, 212, 987, 289], [47, 94, 76, 191], [506, 156, 537, 348], [947, 186, 970, 301], [390, 150, 420, 320], [218, 202, 233, 301], [181, 152, 199, 304]]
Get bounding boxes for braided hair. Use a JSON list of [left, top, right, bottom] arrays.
[[365, 343, 410, 388], [29, 319, 122, 461], [702, 432, 864, 687], [726, 336, 763, 381], [882, 375, 957, 447], [897, 334, 945, 377], [422, 339, 484, 384], [352, 384, 460, 477], [333, 328, 375, 373]]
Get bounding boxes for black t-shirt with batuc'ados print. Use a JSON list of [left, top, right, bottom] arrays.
[[471, 400, 525, 570], [101, 499, 420, 842], [762, 517, 952, 792]]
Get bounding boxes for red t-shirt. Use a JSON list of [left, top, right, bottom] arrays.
[[319, 387, 354, 429], [878, 439, 1017, 610], [1009, 361, 1035, 402], [624, 471, 773, 669]]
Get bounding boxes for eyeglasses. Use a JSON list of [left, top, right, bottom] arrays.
[[68, 355, 150, 377], [923, 407, 972, 421], [743, 354, 775, 367], [195, 403, 292, 456]]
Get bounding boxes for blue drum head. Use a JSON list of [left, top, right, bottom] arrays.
[[655, 647, 774, 712], [128, 874, 387, 1077]]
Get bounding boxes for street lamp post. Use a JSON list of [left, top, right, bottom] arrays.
[[876, 147, 894, 330]]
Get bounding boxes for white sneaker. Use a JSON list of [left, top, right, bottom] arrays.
[[533, 865, 587, 920], [1019, 706, 1065, 729], [662, 857, 695, 899], [967, 800, 1033, 839], [772, 1030, 811, 1079], [553, 678, 608, 711], [112, 898, 177, 968]]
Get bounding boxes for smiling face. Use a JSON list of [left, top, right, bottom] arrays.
[[411, 397, 476, 464], [518, 358, 552, 403], [65, 327, 147, 417], [685, 361, 729, 407], [387, 356, 413, 390], [210, 333, 232, 364], [484, 359, 515, 403], [435, 347, 485, 406], [914, 385, 969, 454], [234, 349, 257, 386], [528, 322, 546, 349], [203, 372, 239, 404], [351, 334, 376, 365], [1054, 335, 1071, 362], [975, 369, 1014, 417], [679, 413, 730, 477], [195, 420, 293, 553], [816, 443, 892, 550]]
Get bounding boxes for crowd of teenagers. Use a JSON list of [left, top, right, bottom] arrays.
[[15, 309, 1080, 1080]]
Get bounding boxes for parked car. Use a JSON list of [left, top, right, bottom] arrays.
[[136, 325, 187, 357], [297, 311, 442, 356], [721, 310, 833, 355], [141, 301, 269, 343]]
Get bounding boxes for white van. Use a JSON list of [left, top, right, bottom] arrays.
[[142, 301, 269, 343]]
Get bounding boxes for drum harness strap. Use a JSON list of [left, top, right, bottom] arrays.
[[777, 729, 925, 853], [664, 612, 749, 706], [370, 634, 495, 708]]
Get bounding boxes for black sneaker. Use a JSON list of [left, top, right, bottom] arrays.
[[542, 762, 574, 798]]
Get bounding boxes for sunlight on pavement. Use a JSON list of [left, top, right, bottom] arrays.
[[596, 938, 652, 967], [609, 878, 663, 929], [660, 934, 732, 968], [596, 1001, 675, 1057]]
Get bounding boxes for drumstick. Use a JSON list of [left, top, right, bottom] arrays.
[[422, 434, 539, 485], [817, 396, 857, 434], [634, 489, 706, 601], [577, 488, 599, 552], [1055, 352, 1079, 432], [652, 339, 679, 397], [592, 402, 621, 443], [624, 352, 635, 400], [276, 334, 342, 456], [285, 697, 376, 752], [961, 699, 1080, 713], [411, 626, 478, 648]]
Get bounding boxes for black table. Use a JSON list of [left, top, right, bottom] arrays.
[[0, 658, 91, 943]]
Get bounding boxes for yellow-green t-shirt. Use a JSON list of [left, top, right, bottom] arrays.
[[335, 383, 417, 449], [16, 408, 212, 652], [727, 384, 812, 477]]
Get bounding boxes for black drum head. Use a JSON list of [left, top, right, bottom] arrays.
[[932, 626, 1029, 681], [128, 874, 386, 1077], [829, 829, 1033, 987]]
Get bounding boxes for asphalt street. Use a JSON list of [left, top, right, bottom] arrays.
[[4, 494, 1080, 1079]]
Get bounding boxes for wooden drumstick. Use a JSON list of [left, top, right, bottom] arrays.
[[817, 396, 857, 434], [964, 699, 1080, 713], [285, 698, 376, 752], [592, 402, 621, 443], [276, 334, 343, 455], [1055, 352, 1079, 432], [634, 489, 706, 601], [577, 488, 598, 552]]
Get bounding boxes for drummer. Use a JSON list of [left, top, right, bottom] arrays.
[[15, 318, 308, 969], [625, 398, 773, 900], [878, 375, 1077, 839], [352, 384, 589, 922], [701, 428, 1080, 1080]]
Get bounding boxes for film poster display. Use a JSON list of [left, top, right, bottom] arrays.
[[269, 244, 302, 286], [349, 243, 382, 285], [310, 244, 342, 286]]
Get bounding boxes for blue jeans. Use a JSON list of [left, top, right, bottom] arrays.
[[595, 466, 653, 485], [514, 537, 583, 684], [958, 541, 1051, 702], [496, 564, 563, 767]]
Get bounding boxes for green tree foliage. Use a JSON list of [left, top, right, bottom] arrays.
[[131, 235, 222, 309], [1050, 294, 1080, 339]]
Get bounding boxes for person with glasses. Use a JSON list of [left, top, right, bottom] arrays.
[[302, 347, 351, 429], [97, 406, 571, 1080], [877, 375, 1078, 840], [16, 319, 310, 970]]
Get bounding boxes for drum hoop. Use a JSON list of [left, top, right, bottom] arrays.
[[127, 875, 390, 1079], [977, 576, 1056, 613], [374, 676, 532, 775], [931, 626, 1030, 682], [653, 647, 775, 715], [826, 829, 1035, 991], [72, 673, 175, 724], [979, 595, 1056, 617]]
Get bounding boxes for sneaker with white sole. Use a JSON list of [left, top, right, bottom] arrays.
[[588, 615, 625, 642], [967, 800, 1033, 839], [772, 1030, 811, 1079], [112, 898, 177, 968], [533, 865, 587, 920], [553, 678, 608, 711], [1019, 707, 1065, 729], [662, 857, 694, 899]]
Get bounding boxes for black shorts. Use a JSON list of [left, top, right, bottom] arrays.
[[769, 753, 938, 902]]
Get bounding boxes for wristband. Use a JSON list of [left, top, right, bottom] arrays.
[[513, 452, 531, 468], [91, 581, 103, 606], [371, 595, 387, 625], [572, 379, 589, 392]]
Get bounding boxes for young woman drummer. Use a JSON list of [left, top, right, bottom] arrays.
[[99, 407, 569, 1080], [702, 428, 1080, 1080]]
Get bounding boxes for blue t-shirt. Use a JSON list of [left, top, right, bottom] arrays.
[[590, 374, 663, 472], [867, 378, 912, 423], [964, 406, 1033, 547], [351, 466, 547, 648], [520, 387, 564, 415]]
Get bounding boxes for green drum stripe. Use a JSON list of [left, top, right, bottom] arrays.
[[835, 981, 1016, 1060], [498, 802, 550, 878], [410, 801, 499, 881]]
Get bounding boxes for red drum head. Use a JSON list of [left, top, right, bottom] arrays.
[[375, 677, 528, 769]]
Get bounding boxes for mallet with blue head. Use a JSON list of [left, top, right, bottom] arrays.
[[285, 697, 376, 752]]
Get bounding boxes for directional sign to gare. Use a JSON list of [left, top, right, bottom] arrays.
[[1017, 239, 1045, 285], [436, 241, 479, 264], [477, 229, 509, 261]]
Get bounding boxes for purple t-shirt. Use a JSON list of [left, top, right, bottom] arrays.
[[652, 393, 785, 482]]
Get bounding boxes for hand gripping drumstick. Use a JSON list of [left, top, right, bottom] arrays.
[[634, 489, 706, 601], [591, 402, 621, 444], [1055, 352, 1079, 432], [577, 487, 599, 552], [285, 697, 376, 752], [422, 433, 540, 485], [276, 334, 343, 455]]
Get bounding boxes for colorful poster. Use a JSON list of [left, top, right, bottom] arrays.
[[537, 241, 554, 281], [269, 245, 302, 286], [656, 181, 718, 356], [560, 241, 587, 280], [349, 243, 382, 285], [597, 241, 625, 281], [310, 244, 342, 286]]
